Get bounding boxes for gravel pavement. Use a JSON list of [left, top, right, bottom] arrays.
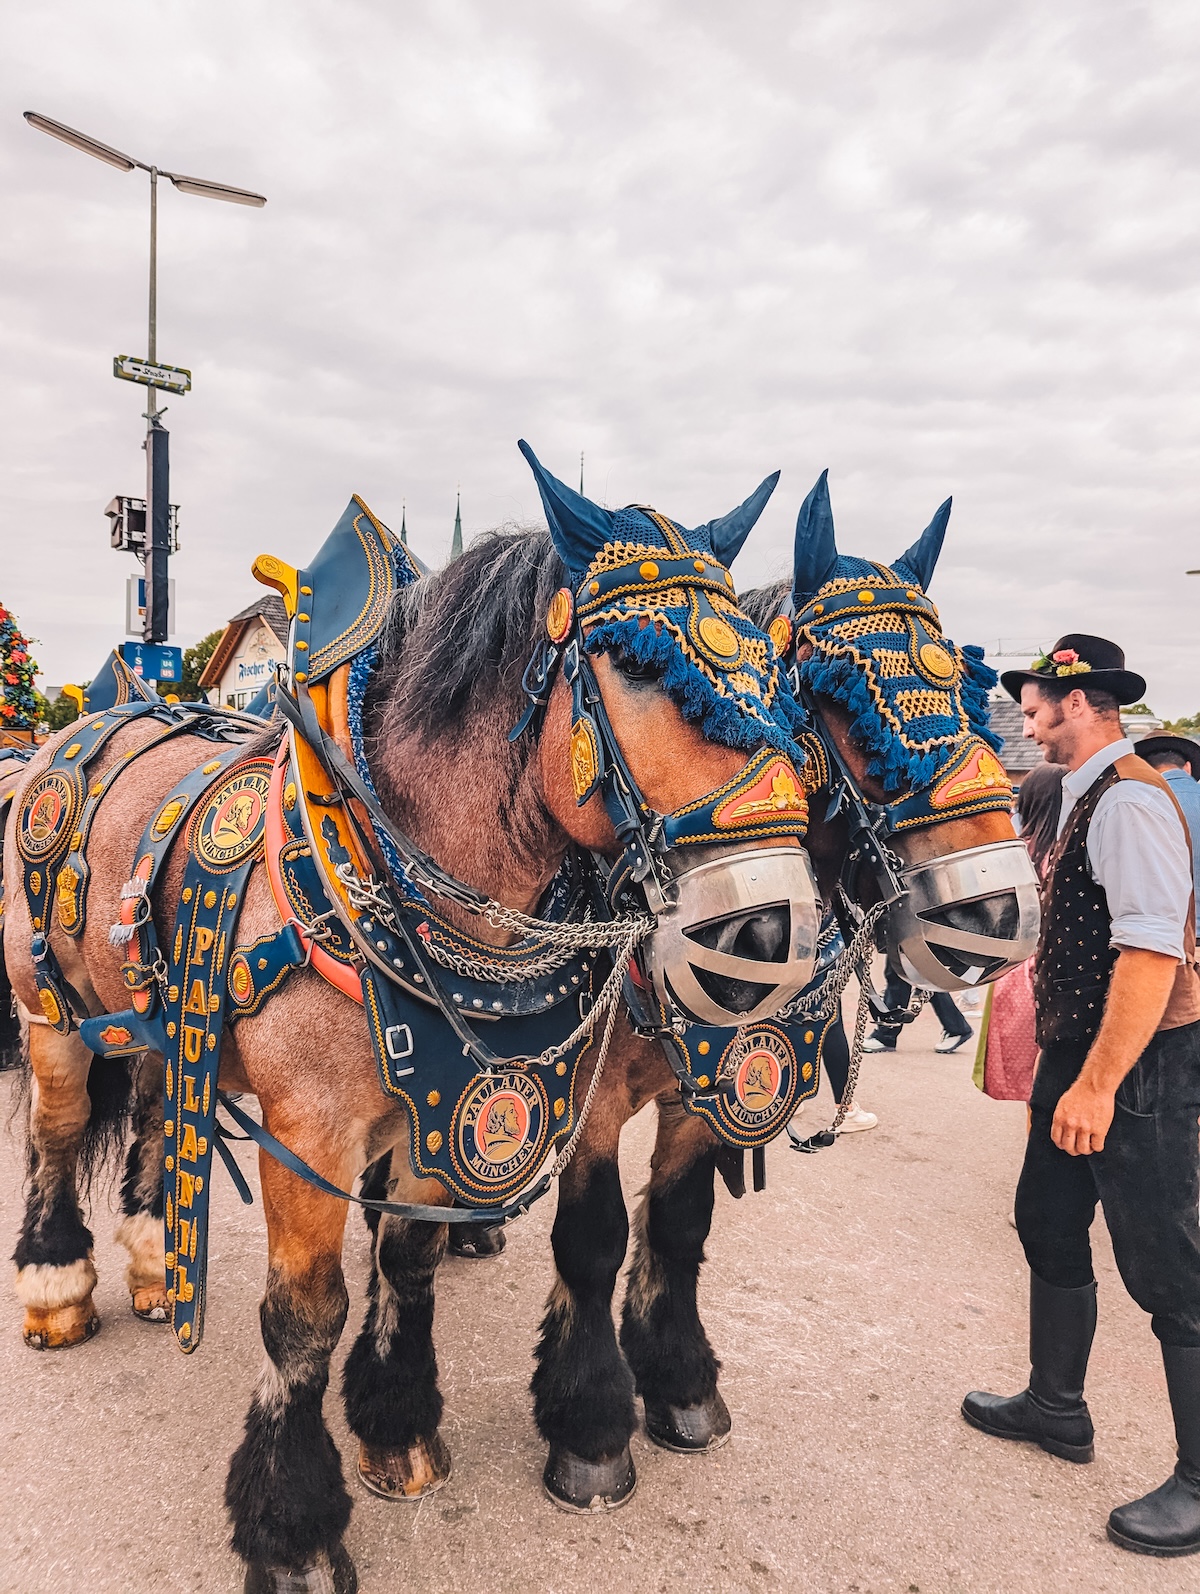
[[1, 1000, 1194, 1594]]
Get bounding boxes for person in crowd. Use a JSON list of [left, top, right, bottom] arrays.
[[974, 759, 1068, 1102], [961, 636, 1200, 1557], [821, 1005, 877, 1133], [861, 957, 974, 1053], [1136, 734, 1200, 901]]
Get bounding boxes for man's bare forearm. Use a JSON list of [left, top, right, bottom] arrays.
[[1079, 948, 1178, 1093], [1051, 947, 1178, 1155]]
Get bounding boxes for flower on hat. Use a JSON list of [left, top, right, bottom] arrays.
[[1052, 649, 1079, 665]]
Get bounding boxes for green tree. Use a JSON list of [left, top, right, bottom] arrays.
[[44, 689, 83, 732], [1164, 712, 1200, 735]]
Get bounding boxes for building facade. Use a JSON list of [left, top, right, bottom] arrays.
[[199, 595, 289, 710]]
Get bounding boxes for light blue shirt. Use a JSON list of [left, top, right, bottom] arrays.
[[1058, 739, 1193, 961], [1160, 766, 1200, 903]]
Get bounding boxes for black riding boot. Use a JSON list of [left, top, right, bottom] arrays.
[[1108, 1344, 1200, 1556], [961, 1273, 1096, 1463]]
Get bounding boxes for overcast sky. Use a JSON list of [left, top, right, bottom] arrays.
[[3, 1, 1199, 713]]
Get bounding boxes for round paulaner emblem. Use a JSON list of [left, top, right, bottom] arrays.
[[719, 1028, 798, 1138], [452, 1072, 548, 1194], [189, 766, 272, 872], [17, 770, 76, 863]]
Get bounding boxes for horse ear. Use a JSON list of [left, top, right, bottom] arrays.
[[893, 497, 952, 591], [518, 439, 614, 576], [696, 471, 780, 566], [792, 470, 838, 603]]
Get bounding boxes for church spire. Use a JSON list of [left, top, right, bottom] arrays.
[[399, 501, 407, 543], [450, 488, 463, 560]]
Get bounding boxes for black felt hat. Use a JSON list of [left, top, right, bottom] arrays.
[[1001, 634, 1147, 706], [1133, 734, 1200, 778]]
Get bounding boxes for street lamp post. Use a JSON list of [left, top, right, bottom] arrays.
[[23, 111, 265, 655]]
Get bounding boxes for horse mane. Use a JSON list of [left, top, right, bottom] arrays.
[[739, 578, 789, 633], [366, 525, 565, 751]]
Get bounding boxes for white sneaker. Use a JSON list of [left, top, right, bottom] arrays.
[[934, 1031, 973, 1054], [835, 1104, 878, 1134], [860, 1036, 895, 1053]]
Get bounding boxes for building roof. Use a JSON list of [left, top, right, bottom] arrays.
[[988, 694, 1044, 773], [199, 594, 290, 689]]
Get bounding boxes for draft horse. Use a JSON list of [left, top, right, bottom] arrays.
[[5, 445, 817, 1592]]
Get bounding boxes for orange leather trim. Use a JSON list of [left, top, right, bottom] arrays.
[[265, 741, 362, 1005]]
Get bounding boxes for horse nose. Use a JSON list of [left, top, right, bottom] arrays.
[[682, 903, 791, 1016]]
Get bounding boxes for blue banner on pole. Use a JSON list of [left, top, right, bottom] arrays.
[[120, 641, 183, 683]]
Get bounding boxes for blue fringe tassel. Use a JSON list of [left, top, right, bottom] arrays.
[[798, 637, 1002, 792], [585, 618, 805, 760]]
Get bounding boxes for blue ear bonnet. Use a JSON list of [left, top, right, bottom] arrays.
[[787, 475, 999, 793], [520, 442, 803, 759]]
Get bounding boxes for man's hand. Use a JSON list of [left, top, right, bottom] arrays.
[[1051, 1080, 1116, 1156]]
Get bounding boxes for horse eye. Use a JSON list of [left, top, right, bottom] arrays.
[[612, 650, 663, 684]]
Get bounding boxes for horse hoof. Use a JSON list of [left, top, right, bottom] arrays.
[[131, 1287, 170, 1322], [23, 1297, 100, 1351], [644, 1392, 732, 1453], [448, 1224, 506, 1259], [357, 1434, 451, 1499], [244, 1545, 357, 1594], [543, 1445, 637, 1512]]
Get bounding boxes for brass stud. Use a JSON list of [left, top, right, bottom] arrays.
[[295, 671, 308, 683], [295, 639, 308, 651], [858, 590, 874, 604], [589, 580, 600, 595], [804, 1029, 814, 1044], [693, 559, 705, 573], [426, 1130, 443, 1154], [697, 1075, 711, 1089], [555, 1061, 567, 1076], [427, 1090, 441, 1107], [554, 1098, 566, 1118], [297, 613, 310, 623], [639, 560, 659, 580], [204, 890, 217, 909], [165, 1155, 174, 1171], [697, 1040, 710, 1055], [164, 1252, 175, 1268], [300, 584, 312, 595], [227, 892, 237, 908], [164, 1121, 174, 1136]]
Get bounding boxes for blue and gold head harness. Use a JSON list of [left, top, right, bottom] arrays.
[[520, 441, 803, 760], [772, 471, 1005, 818]]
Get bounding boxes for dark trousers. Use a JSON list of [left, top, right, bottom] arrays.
[[873, 961, 971, 1044], [1016, 1021, 1200, 1347], [823, 1009, 850, 1100]]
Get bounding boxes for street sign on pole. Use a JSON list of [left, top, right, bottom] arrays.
[[113, 354, 191, 394], [120, 640, 182, 683], [125, 574, 175, 636]]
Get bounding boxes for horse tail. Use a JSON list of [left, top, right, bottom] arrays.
[[79, 1054, 134, 1193]]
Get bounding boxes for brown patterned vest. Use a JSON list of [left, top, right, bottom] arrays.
[[1034, 753, 1200, 1049]]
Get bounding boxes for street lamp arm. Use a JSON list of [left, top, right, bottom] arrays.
[[163, 171, 267, 207], [23, 110, 143, 172]]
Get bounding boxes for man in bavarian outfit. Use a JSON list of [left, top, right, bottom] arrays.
[[1137, 733, 1200, 903], [961, 634, 1200, 1556]]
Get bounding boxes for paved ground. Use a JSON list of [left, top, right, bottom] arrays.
[[1, 998, 1194, 1594]]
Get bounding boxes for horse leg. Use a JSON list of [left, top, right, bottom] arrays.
[[115, 1051, 167, 1321], [531, 1140, 637, 1511], [14, 1022, 101, 1349], [619, 1097, 730, 1452], [342, 1193, 452, 1501], [225, 1138, 356, 1594]]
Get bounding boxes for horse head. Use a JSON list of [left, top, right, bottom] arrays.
[[516, 441, 820, 1027], [749, 470, 1039, 991]]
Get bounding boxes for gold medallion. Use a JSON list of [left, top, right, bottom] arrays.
[[570, 718, 600, 802], [546, 588, 574, 644], [697, 615, 740, 660], [919, 643, 956, 681], [767, 615, 793, 657]]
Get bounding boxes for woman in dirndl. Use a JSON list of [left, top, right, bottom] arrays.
[[973, 759, 1067, 1100]]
